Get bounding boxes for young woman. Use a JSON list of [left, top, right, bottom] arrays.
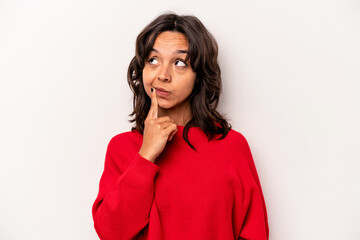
[[92, 13, 269, 240]]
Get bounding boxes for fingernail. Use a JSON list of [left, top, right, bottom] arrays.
[[151, 88, 153, 92]]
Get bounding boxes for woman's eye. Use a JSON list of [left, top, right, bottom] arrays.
[[148, 58, 158, 65], [175, 60, 187, 67]]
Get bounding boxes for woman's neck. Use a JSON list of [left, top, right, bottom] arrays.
[[158, 100, 192, 126]]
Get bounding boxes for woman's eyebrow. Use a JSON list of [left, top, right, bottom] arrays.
[[150, 48, 188, 55], [176, 50, 188, 54]]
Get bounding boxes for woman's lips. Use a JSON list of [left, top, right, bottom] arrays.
[[155, 87, 170, 97]]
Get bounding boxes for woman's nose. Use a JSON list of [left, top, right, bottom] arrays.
[[157, 64, 171, 82]]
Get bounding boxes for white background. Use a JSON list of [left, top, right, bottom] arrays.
[[1, 0, 359, 239]]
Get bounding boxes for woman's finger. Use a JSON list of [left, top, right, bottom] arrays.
[[164, 123, 178, 141], [156, 116, 174, 124], [147, 88, 158, 119]]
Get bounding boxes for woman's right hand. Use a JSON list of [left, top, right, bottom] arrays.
[[138, 88, 178, 162]]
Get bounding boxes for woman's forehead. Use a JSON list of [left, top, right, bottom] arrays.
[[152, 31, 189, 51]]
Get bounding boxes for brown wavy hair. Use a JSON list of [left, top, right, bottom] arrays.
[[127, 12, 231, 150]]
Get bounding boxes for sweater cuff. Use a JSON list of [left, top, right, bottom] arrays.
[[117, 153, 160, 189]]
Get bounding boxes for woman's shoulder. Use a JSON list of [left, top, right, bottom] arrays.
[[107, 129, 142, 151], [110, 129, 141, 140], [223, 128, 251, 149], [226, 128, 247, 143]]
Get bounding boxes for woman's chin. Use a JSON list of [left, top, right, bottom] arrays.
[[158, 100, 173, 110], [158, 103, 172, 109]]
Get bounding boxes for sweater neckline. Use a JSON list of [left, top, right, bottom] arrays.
[[174, 125, 206, 138]]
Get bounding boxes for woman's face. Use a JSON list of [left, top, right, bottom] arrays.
[[142, 31, 197, 111]]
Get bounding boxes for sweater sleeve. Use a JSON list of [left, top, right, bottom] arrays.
[[237, 134, 269, 240], [92, 135, 160, 240]]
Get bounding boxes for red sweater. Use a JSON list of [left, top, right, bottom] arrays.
[[92, 125, 269, 240]]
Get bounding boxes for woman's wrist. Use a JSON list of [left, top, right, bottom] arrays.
[[139, 149, 156, 163]]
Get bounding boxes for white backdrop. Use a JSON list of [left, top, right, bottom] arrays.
[[1, 0, 359, 239]]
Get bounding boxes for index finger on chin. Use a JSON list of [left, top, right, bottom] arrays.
[[148, 87, 158, 119]]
